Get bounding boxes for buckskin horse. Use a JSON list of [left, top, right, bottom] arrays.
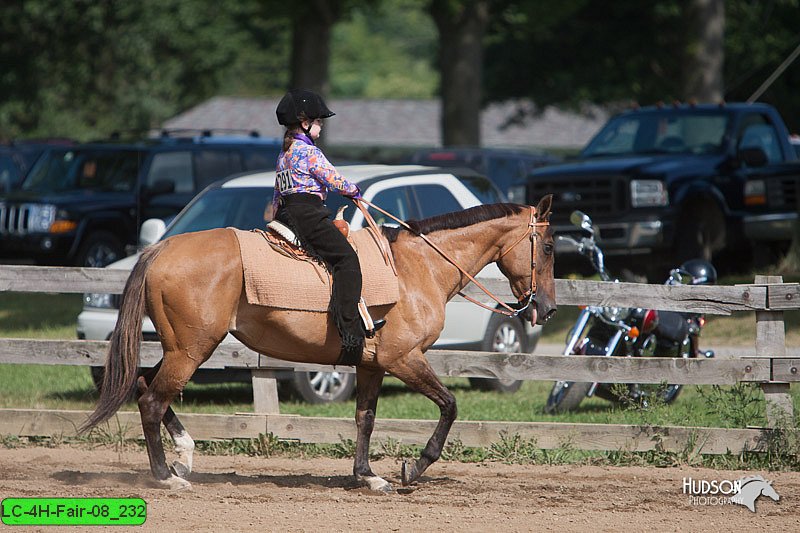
[[81, 195, 557, 492]]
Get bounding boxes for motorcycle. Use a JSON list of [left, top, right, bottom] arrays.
[[545, 210, 715, 414]]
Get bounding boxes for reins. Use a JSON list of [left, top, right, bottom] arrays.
[[355, 198, 548, 318]]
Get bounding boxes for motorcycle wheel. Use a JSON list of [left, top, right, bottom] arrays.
[[544, 380, 592, 414]]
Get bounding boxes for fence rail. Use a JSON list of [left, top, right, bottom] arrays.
[[0, 265, 796, 453]]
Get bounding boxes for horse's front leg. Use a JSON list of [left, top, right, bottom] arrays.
[[353, 365, 390, 492], [386, 350, 457, 486]]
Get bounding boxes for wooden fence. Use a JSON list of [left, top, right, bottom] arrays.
[[0, 265, 797, 455]]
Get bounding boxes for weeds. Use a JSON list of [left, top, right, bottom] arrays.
[[695, 383, 765, 428]]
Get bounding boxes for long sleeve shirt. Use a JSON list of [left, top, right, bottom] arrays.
[[272, 134, 359, 211]]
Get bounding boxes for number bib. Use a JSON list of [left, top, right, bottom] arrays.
[[276, 169, 293, 193]]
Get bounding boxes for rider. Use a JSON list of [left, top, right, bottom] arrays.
[[273, 88, 384, 365]]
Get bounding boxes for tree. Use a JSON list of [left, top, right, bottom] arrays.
[[429, 0, 489, 146], [288, 1, 345, 95], [683, 0, 725, 102], [0, 0, 274, 140]]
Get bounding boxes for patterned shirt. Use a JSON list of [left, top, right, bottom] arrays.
[[272, 134, 359, 210]]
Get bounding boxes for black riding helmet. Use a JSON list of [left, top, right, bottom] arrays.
[[678, 259, 717, 285], [276, 89, 335, 126]]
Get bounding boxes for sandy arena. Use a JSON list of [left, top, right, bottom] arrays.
[[1, 446, 799, 531]]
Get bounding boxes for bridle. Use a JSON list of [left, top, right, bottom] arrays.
[[355, 199, 549, 319]]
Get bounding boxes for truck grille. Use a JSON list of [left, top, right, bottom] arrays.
[[0, 203, 31, 234], [767, 177, 800, 209], [528, 176, 628, 222]]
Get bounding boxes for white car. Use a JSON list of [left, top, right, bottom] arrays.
[[77, 164, 541, 403]]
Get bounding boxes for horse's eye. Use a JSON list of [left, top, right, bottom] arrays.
[[543, 244, 554, 255]]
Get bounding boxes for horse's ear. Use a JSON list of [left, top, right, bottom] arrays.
[[536, 194, 553, 220]]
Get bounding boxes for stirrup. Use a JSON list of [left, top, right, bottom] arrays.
[[358, 297, 385, 338], [366, 319, 387, 339]]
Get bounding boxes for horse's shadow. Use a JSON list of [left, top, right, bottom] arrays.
[[51, 469, 450, 491]]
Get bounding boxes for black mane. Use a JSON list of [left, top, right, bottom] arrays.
[[381, 203, 526, 243]]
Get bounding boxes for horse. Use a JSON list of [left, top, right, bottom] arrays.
[[81, 195, 557, 492]]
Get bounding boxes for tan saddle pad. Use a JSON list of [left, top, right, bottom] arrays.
[[232, 226, 399, 311]]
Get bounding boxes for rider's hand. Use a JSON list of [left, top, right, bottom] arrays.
[[347, 186, 362, 200]]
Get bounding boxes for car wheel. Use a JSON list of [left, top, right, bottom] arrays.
[[468, 314, 525, 394], [290, 371, 356, 404], [76, 231, 124, 267]]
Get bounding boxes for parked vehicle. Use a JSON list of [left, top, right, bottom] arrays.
[[408, 147, 559, 202], [743, 133, 800, 262], [77, 164, 541, 403], [0, 139, 76, 193], [515, 102, 800, 279], [544, 210, 715, 414], [0, 131, 281, 267]]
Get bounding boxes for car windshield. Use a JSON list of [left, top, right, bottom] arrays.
[[22, 148, 144, 192], [163, 186, 272, 239], [582, 111, 729, 157]]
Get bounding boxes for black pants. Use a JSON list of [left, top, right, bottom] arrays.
[[275, 193, 364, 363]]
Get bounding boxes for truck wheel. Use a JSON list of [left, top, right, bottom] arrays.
[[76, 231, 124, 267], [290, 371, 356, 404], [677, 204, 725, 263], [468, 315, 525, 393]]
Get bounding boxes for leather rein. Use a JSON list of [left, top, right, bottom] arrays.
[[355, 198, 548, 319]]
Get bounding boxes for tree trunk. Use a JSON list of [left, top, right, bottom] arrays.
[[289, 0, 342, 95], [683, 0, 725, 103], [430, 0, 489, 147]]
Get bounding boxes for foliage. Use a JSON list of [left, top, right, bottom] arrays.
[[331, 0, 438, 98], [0, 0, 287, 140], [484, 1, 800, 132]]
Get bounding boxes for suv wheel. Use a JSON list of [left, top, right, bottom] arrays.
[[76, 231, 124, 267], [469, 314, 525, 393], [290, 371, 356, 404]]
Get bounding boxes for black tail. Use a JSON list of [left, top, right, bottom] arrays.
[[80, 243, 165, 433]]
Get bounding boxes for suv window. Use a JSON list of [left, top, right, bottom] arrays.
[[147, 151, 193, 192], [23, 149, 143, 192], [413, 184, 463, 218], [195, 150, 243, 189]]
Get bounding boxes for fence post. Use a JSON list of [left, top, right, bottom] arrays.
[[754, 275, 794, 426], [252, 369, 280, 414]]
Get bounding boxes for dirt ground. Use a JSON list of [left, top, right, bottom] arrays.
[[1, 446, 799, 532]]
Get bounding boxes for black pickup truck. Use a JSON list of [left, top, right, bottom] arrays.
[[517, 102, 800, 278]]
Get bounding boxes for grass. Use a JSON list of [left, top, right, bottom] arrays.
[[3, 286, 800, 470], [0, 278, 796, 433]]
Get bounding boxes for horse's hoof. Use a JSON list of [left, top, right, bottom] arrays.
[[362, 475, 393, 493], [159, 475, 192, 492], [172, 460, 191, 480]]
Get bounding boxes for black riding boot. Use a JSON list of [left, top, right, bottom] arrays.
[[276, 194, 365, 365]]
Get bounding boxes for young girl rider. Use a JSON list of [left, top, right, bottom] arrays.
[[273, 89, 383, 365]]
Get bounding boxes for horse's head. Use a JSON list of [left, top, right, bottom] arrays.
[[496, 195, 557, 326]]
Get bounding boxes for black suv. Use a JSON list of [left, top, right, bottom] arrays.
[[0, 131, 281, 266]]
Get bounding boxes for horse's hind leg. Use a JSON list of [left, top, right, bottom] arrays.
[[353, 366, 390, 492], [139, 363, 195, 479], [386, 350, 457, 486], [138, 342, 221, 491]]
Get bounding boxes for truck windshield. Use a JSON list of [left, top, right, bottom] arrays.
[[582, 111, 729, 157], [22, 148, 143, 193]]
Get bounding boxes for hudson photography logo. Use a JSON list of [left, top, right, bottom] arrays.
[[682, 475, 780, 512]]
